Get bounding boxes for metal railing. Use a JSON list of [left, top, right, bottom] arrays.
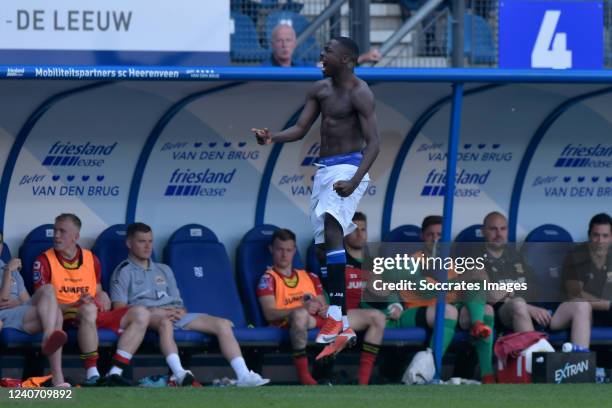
[[375, 0, 498, 68], [375, 7, 451, 68]]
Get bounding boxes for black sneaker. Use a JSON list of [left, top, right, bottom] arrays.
[[179, 370, 195, 387], [97, 374, 132, 387]]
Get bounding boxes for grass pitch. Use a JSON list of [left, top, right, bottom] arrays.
[[2, 384, 612, 408]]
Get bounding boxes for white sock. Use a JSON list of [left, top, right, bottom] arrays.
[[117, 349, 133, 360], [108, 366, 123, 376], [166, 353, 186, 378], [230, 357, 250, 379], [342, 315, 349, 330], [108, 349, 133, 376], [86, 367, 100, 379], [327, 305, 342, 321]]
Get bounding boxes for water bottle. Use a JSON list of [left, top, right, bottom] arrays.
[[561, 342, 589, 353], [596, 367, 608, 384]]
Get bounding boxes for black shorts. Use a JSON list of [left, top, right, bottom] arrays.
[[415, 306, 428, 330], [493, 301, 509, 333]]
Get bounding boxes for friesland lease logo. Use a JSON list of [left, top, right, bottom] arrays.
[[42, 141, 117, 167], [164, 168, 236, 197], [554, 143, 612, 168], [158, 140, 259, 198], [421, 169, 491, 197], [20, 140, 119, 198]]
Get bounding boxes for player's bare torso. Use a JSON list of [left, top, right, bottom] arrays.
[[312, 77, 371, 158]]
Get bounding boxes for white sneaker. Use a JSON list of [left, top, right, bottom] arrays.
[[236, 370, 270, 387]]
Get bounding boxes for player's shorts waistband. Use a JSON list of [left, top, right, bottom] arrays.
[[316, 151, 362, 167]]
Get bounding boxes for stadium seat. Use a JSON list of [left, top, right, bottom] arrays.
[[1, 240, 12, 263], [524, 224, 573, 244], [165, 224, 282, 345], [0, 327, 118, 350], [92, 224, 129, 292], [454, 224, 484, 243], [453, 224, 484, 259], [521, 224, 573, 302], [548, 327, 612, 346], [18, 224, 54, 294], [447, 13, 496, 65], [383, 224, 422, 243], [265, 11, 320, 63], [236, 224, 304, 327], [381, 327, 428, 344], [165, 224, 246, 325], [0, 328, 43, 346], [230, 11, 269, 62]]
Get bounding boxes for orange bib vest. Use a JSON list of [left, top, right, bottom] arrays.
[[399, 250, 459, 308], [46, 248, 97, 304], [269, 269, 316, 310]]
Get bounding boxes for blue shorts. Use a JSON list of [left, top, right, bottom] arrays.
[[0, 304, 30, 331]]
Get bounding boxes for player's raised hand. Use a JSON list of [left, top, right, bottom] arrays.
[[251, 128, 272, 145], [333, 180, 357, 197]]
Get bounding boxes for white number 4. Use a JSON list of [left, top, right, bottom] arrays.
[[531, 10, 572, 69]]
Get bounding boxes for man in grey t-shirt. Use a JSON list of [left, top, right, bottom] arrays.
[[0, 233, 69, 387], [110, 222, 269, 387]]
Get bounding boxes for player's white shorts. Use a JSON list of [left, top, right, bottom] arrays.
[[310, 153, 369, 245]]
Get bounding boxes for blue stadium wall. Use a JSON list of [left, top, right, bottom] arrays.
[[0, 73, 611, 259]]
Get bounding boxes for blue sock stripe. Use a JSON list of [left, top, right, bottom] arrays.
[[326, 249, 346, 265]]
